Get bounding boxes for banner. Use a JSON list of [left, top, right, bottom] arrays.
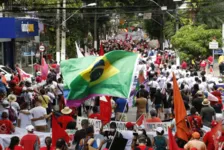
[[77, 117, 171, 135]]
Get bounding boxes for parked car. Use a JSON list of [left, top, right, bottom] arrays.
[[0, 65, 33, 82]]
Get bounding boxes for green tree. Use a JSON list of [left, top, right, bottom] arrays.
[[171, 25, 222, 59]]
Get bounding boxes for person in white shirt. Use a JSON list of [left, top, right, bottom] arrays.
[[18, 102, 32, 128], [122, 122, 134, 150], [20, 99, 52, 132]]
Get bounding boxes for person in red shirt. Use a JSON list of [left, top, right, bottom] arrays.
[[20, 125, 40, 150], [211, 86, 223, 113], [0, 112, 15, 134], [203, 120, 218, 150], [187, 107, 203, 134], [134, 135, 153, 150], [89, 106, 101, 120], [40, 137, 55, 150], [57, 107, 74, 130], [208, 56, 214, 68], [146, 110, 162, 123], [5, 136, 23, 150], [181, 61, 187, 69], [200, 59, 207, 71], [9, 81, 23, 96]]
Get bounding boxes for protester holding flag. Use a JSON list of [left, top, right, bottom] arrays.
[[57, 107, 74, 130], [100, 122, 123, 149]]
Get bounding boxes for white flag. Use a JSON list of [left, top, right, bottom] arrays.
[[75, 42, 84, 58]]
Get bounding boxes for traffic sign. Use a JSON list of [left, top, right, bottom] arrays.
[[39, 45, 45, 52], [143, 13, 152, 20], [209, 42, 219, 49], [213, 49, 223, 55]]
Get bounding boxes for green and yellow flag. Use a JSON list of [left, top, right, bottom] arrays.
[[61, 50, 138, 105]]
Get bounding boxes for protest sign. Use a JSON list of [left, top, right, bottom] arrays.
[[77, 117, 171, 135]]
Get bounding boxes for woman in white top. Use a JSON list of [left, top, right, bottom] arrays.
[[18, 102, 32, 128]]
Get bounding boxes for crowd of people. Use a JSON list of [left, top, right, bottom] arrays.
[[0, 39, 223, 150]]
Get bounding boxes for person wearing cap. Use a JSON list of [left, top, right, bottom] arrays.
[[200, 99, 216, 127], [74, 119, 89, 150], [203, 120, 218, 150], [57, 106, 74, 130], [146, 109, 161, 123], [20, 125, 40, 150], [192, 91, 204, 113], [184, 132, 206, 150], [152, 127, 167, 150], [36, 71, 42, 83], [0, 112, 15, 134], [121, 122, 134, 150]]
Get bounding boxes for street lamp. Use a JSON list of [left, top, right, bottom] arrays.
[[61, 3, 97, 25]]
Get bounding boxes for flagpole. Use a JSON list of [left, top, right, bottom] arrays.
[[108, 100, 129, 150]]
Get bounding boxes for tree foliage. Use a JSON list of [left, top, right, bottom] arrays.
[[171, 25, 222, 59]]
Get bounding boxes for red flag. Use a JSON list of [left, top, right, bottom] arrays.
[[168, 127, 184, 150], [41, 58, 48, 80], [99, 44, 104, 56], [136, 114, 145, 126], [173, 73, 189, 142], [211, 122, 222, 150], [100, 96, 111, 125], [16, 67, 31, 81], [52, 115, 69, 147]]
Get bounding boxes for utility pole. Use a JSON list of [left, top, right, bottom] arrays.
[[94, 0, 97, 50], [61, 0, 66, 60], [175, 3, 179, 32], [222, 24, 224, 51], [56, 0, 60, 63]]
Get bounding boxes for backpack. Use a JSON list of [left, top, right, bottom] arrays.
[[7, 104, 17, 122]]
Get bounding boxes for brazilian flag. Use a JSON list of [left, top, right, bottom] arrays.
[[61, 50, 139, 103]]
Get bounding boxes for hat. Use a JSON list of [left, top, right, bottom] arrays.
[[196, 91, 204, 97], [155, 127, 163, 133], [202, 99, 210, 106], [211, 120, 218, 127], [126, 122, 134, 128], [26, 125, 34, 132], [192, 132, 200, 139], [61, 107, 72, 115], [7, 94, 16, 102], [2, 100, 9, 105]]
